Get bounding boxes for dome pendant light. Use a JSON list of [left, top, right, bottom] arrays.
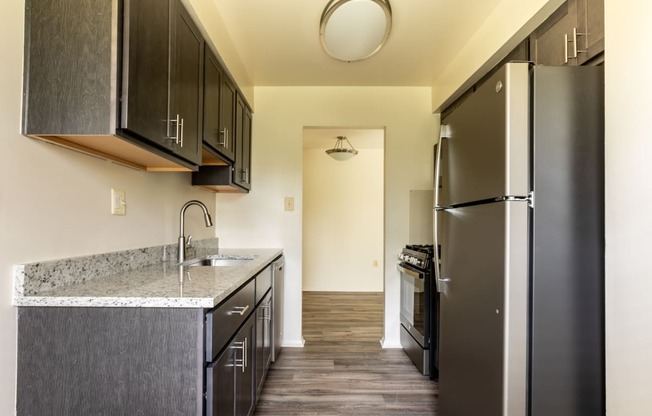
[[319, 0, 392, 62], [326, 136, 359, 161]]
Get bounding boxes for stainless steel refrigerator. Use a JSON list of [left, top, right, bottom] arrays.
[[433, 62, 604, 416]]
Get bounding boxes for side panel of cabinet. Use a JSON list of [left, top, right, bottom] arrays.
[[17, 307, 204, 415], [169, 0, 203, 164], [121, 0, 170, 145], [23, 0, 117, 134]]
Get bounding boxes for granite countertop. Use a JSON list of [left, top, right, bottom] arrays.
[[13, 239, 282, 308]]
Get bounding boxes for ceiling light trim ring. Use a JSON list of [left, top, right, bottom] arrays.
[[319, 0, 393, 63]]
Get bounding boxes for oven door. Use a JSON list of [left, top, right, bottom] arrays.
[[397, 263, 429, 348]]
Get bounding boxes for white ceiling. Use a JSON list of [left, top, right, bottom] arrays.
[[212, 0, 505, 87]]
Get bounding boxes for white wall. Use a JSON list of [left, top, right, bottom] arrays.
[[604, 1, 652, 413], [303, 147, 384, 292], [214, 87, 437, 348], [0, 1, 215, 413]]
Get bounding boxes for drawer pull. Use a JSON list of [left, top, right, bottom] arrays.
[[230, 305, 250, 316]]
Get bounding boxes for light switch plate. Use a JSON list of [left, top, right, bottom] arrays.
[[111, 188, 126, 215], [284, 197, 294, 212]]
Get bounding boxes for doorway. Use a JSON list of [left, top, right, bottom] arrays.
[[302, 127, 385, 292]]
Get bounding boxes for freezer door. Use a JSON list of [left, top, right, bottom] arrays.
[[438, 63, 529, 207], [437, 201, 528, 416]]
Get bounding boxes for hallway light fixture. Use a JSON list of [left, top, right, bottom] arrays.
[[326, 136, 359, 161], [319, 0, 392, 62]]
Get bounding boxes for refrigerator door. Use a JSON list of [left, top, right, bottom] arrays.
[[437, 201, 528, 416], [438, 63, 530, 207]]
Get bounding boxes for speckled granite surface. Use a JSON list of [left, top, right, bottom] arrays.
[[13, 239, 282, 308]]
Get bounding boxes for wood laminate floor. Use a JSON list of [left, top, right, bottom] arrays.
[[254, 292, 438, 415]]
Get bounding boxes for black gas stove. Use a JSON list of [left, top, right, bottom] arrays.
[[398, 244, 435, 270], [397, 243, 439, 379]]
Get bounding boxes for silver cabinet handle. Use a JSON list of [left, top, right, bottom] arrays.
[[219, 128, 227, 147], [230, 305, 250, 316], [166, 114, 181, 145], [262, 302, 272, 321], [232, 339, 246, 372], [179, 116, 184, 147], [564, 33, 569, 64]]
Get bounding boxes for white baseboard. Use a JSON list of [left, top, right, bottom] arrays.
[[380, 337, 402, 349], [281, 338, 305, 348]]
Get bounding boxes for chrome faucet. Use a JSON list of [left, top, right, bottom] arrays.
[[178, 200, 213, 263]]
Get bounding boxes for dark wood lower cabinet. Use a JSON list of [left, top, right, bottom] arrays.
[[17, 278, 275, 416]]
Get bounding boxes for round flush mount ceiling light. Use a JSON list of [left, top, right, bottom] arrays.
[[319, 0, 392, 62]]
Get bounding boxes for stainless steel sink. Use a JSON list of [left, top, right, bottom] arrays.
[[179, 256, 254, 268]]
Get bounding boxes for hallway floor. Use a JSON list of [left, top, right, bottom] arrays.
[[254, 292, 438, 415]]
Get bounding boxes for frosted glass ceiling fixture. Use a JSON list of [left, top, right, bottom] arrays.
[[326, 136, 359, 161], [319, 0, 392, 62]]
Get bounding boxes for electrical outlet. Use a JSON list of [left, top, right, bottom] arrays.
[[111, 188, 126, 215], [284, 197, 295, 211], [373, 259, 379, 268]]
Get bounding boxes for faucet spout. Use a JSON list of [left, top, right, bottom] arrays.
[[178, 200, 213, 263]]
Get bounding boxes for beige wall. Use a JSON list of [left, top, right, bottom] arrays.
[[0, 1, 215, 414], [604, 1, 652, 414], [303, 147, 384, 292], [214, 86, 437, 348]]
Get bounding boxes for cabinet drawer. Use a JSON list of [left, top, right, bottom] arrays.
[[255, 265, 272, 305], [206, 279, 255, 362]]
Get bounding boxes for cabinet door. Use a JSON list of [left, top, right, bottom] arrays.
[[206, 342, 236, 416], [221, 76, 237, 159], [204, 47, 235, 162], [233, 96, 252, 190], [529, 0, 578, 66], [255, 291, 272, 398], [235, 314, 255, 416], [576, 0, 604, 64], [169, 0, 203, 165], [122, 0, 170, 144], [242, 107, 252, 189]]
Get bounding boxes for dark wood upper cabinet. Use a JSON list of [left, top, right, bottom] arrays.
[[237, 102, 253, 191], [122, 0, 203, 166], [22, 0, 203, 171], [576, 0, 604, 64], [192, 92, 252, 193], [530, 0, 604, 66], [203, 46, 236, 163]]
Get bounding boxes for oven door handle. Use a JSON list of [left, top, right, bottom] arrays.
[[396, 263, 423, 279]]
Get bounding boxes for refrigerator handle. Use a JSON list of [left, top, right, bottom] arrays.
[[434, 124, 450, 293]]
